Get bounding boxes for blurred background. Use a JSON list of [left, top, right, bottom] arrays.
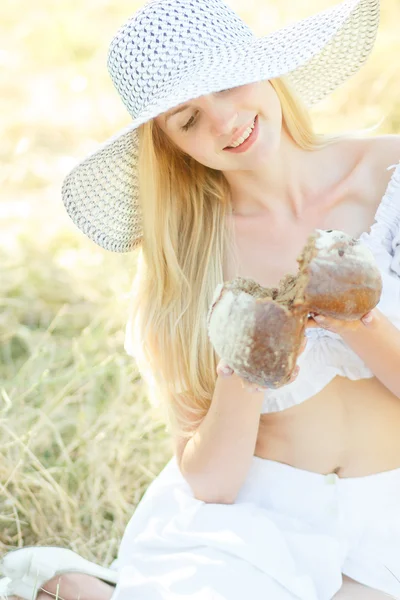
[[1, 0, 399, 564]]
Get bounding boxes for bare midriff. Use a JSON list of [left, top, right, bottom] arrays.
[[255, 375, 400, 477]]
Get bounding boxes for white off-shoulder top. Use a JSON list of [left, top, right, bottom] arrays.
[[261, 160, 400, 413], [124, 161, 400, 414]]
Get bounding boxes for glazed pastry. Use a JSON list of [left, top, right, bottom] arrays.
[[207, 229, 383, 389]]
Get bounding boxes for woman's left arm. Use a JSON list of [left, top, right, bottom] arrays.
[[307, 309, 400, 399]]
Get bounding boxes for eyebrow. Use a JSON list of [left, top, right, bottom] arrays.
[[165, 105, 190, 125]]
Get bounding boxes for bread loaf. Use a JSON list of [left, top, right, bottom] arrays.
[[207, 229, 382, 389]]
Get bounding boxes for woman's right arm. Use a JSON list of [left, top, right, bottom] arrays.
[[176, 335, 306, 504], [177, 373, 265, 505]]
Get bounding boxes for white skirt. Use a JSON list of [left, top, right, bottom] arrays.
[[109, 455, 400, 600]]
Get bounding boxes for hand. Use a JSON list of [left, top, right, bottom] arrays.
[[216, 335, 308, 393], [306, 308, 379, 336]]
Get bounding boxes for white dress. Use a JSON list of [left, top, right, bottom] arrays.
[[109, 161, 400, 600]]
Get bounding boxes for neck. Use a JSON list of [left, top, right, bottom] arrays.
[[223, 127, 364, 221]]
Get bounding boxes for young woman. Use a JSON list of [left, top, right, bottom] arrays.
[[2, 0, 400, 598]]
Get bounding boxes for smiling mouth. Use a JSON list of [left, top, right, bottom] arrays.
[[224, 116, 257, 150]]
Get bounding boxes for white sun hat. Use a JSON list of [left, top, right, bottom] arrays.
[[61, 0, 380, 253]]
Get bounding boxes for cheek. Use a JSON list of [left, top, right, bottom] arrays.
[[266, 86, 282, 117], [183, 134, 216, 164]]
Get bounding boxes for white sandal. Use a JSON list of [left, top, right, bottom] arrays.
[[0, 546, 118, 599]]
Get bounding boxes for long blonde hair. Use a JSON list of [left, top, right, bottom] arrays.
[[127, 75, 382, 439]]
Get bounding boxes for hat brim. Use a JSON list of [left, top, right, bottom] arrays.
[[62, 0, 379, 252]]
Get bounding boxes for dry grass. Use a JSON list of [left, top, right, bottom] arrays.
[[1, 0, 399, 568]]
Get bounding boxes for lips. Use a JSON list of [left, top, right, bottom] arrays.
[[223, 115, 259, 154], [224, 116, 257, 150]]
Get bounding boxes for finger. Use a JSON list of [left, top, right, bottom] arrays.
[[216, 359, 234, 377], [361, 310, 374, 325]]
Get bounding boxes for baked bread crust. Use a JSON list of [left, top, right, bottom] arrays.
[[207, 230, 383, 389]]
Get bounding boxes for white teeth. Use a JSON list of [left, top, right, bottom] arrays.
[[228, 118, 256, 148]]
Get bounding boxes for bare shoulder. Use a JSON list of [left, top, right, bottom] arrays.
[[365, 133, 400, 169], [358, 134, 400, 203], [365, 134, 400, 178]]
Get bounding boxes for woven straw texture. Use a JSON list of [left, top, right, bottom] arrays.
[[61, 0, 380, 253]]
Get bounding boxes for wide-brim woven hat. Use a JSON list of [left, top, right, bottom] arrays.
[[62, 0, 380, 253]]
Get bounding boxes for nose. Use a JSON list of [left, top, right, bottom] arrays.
[[200, 94, 238, 137]]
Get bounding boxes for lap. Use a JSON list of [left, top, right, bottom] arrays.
[[113, 457, 400, 600]]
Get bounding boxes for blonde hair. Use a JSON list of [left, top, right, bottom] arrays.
[[127, 75, 383, 439]]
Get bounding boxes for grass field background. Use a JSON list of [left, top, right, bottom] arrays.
[[1, 0, 399, 566]]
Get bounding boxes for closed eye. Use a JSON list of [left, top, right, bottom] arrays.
[[181, 111, 198, 131]]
